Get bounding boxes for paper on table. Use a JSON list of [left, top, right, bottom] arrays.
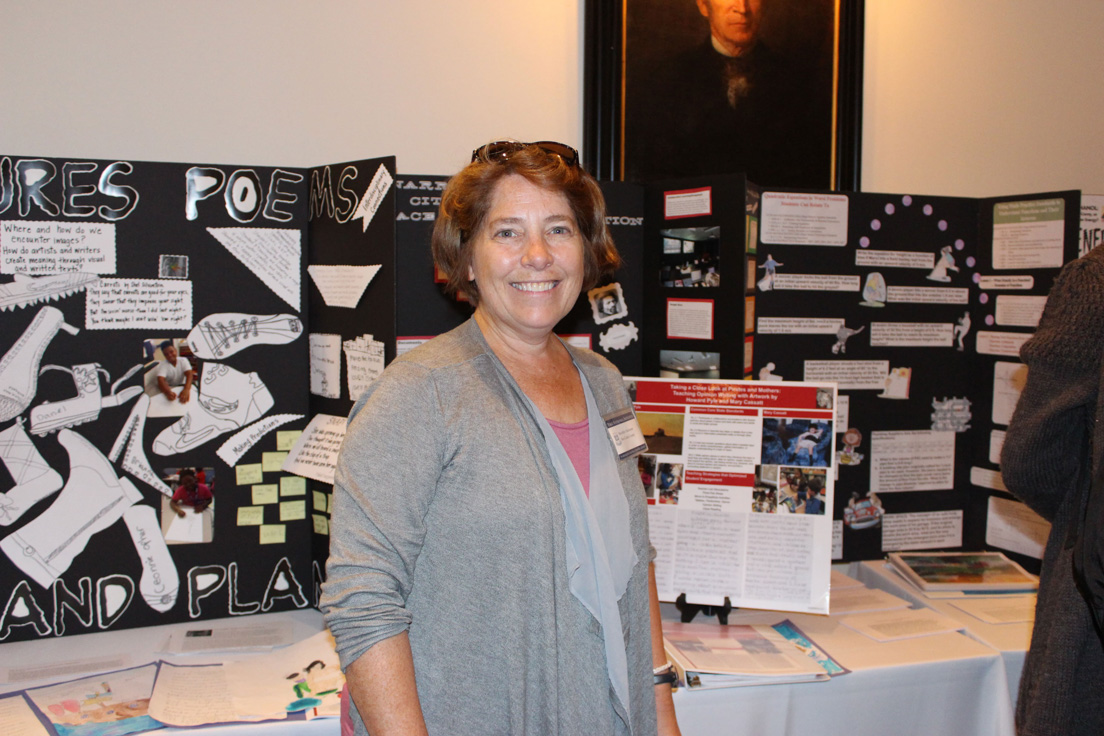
[[838, 608, 964, 642], [223, 630, 344, 717], [26, 663, 161, 733], [949, 595, 1037, 625], [830, 568, 864, 589], [829, 586, 911, 615], [0, 694, 51, 736], [150, 662, 283, 726], [163, 619, 295, 654]]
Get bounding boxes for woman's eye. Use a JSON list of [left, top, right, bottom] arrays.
[[495, 229, 516, 238]]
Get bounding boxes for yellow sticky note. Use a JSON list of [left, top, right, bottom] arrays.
[[259, 524, 286, 544], [236, 464, 264, 485], [237, 506, 265, 526], [328, 493, 334, 514], [280, 475, 306, 497], [280, 499, 306, 522], [262, 451, 288, 472], [277, 430, 302, 451], [252, 484, 279, 505], [313, 514, 330, 535], [313, 490, 328, 512]]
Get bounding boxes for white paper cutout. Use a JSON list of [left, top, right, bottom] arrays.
[[281, 413, 347, 485], [187, 312, 304, 359], [30, 362, 143, 435], [0, 272, 99, 311], [352, 164, 394, 232], [0, 429, 143, 587], [216, 413, 305, 468], [153, 363, 274, 456], [110, 394, 173, 497], [309, 334, 341, 399], [599, 322, 639, 352], [343, 334, 385, 401], [1, 220, 116, 275], [0, 305, 80, 422], [0, 419, 63, 526], [207, 227, 301, 311], [123, 504, 179, 612], [85, 278, 193, 330], [307, 265, 382, 309]]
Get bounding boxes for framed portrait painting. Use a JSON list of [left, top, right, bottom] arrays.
[[584, 0, 864, 190]]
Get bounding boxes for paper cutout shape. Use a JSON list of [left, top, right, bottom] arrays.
[[343, 333, 385, 400], [187, 312, 304, 359], [307, 265, 382, 309], [123, 504, 179, 612], [0, 305, 80, 422], [207, 227, 301, 311], [0, 272, 100, 311], [30, 362, 143, 435], [309, 334, 341, 399], [599, 322, 639, 352], [216, 413, 304, 468], [352, 164, 394, 232], [110, 393, 174, 497], [282, 413, 347, 485], [153, 363, 274, 456], [0, 419, 63, 526]]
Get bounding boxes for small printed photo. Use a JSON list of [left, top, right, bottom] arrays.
[[752, 465, 778, 513], [638, 454, 658, 500], [761, 417, 834, 468], [588, 282, 628, 325], [659, 350, 720, 379], [816, 388, 834, 410], [844, 490, 884, 529], [659, 226, 720, 287], [159, 254, 189, 279], [160, 465, 216, 544], [142, 338, 200, 418], [777, 467, 827, 515], [636, 411, 685, 456], [656, 462, 683, 505]]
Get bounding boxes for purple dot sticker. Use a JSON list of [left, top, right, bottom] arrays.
[[885, 203, 895, 215], [972, 272, 981, 284], [902, 195, 913, 206], [985, 314, 995, 326], [870, 219, 881, 231], [980, 293, 990, 304], [923, 204, 933, 215], [860, 236, 870, 248], [966, 256, 976, 267], [955, 239, 965, 250], [938, 220, 948, 231]]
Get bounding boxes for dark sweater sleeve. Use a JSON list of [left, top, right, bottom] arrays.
[[1000, 253, 1104, 521]]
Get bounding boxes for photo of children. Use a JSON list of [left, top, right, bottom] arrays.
[[638, 454, 657, 500], [777, 468, 827, 515], [659, 226, 720, 287], [761, 418, 833, 467], [160, 466, 215, 544], [753, 464, 778, 513], [657, 463, 683, 505]]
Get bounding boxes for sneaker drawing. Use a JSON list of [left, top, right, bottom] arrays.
[[0, 305, 80, 422], [0, 272, 100, 312], [187, 312, 303, 359], [0, 419, 64, 526], [152, 363, 274, 456], [29, 362, 144, 435]]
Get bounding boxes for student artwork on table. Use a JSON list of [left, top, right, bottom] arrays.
[[0, 152, 395, 643], [627, 376, 837, 615]]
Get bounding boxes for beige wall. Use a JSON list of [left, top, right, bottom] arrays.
[[1, 0, 1101, 196]]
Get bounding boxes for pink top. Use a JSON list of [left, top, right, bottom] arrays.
[[549, 417, 590, 497]]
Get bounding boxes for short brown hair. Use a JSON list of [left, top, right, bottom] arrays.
[[431, 144, 621, 305]]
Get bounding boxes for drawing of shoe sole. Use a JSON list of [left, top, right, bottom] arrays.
[[0, 306, 80, 422], [29, 363, 144, 435], [0, 272, 100, 312], [0, 428, 142, 588], [152, 363, 274, 456], [187, 312, 303, 359]]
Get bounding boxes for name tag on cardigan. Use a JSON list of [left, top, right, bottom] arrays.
[[604, 408, 647, 459]]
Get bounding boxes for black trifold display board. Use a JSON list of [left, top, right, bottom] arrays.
[[0, 151, 1079, 644]]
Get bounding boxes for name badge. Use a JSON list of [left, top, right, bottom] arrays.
[[604, 408, 647, 460]]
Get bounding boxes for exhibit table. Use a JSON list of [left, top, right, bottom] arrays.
[[661, 602, 1016, 736], [850, 559, 1032, 705]]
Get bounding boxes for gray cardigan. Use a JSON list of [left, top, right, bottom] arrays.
[[1001, 245, 1104, 735], [321, 319, 658, 736]]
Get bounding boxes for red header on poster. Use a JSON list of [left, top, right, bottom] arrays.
[[762, 409, 835, 419], [631, 379, 823, 409], [687, 406, 759, 417], [684, 470, 754, 486]]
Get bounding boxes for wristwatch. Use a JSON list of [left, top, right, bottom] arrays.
[[653, 662, 678, 687]]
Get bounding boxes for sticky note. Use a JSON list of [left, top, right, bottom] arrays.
[[252, 484, 279, 505], [237, 506, 265, 526], [313, 490, 328, 512], [280, 499, 306, 522], [313, 514, 330, 535], [262, 451, 288, 472], [236, 463, 264, 485], [277, 430, 302, 451], [260, 524, 286, 544], [280, 475, 306, 497]]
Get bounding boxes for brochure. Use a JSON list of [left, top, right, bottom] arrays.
[[886, 551, 1038, 592]]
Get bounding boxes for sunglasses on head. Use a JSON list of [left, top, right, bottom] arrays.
[[471, 140, 580, 167]]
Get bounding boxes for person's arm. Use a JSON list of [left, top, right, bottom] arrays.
[[156, 374, 176, 401], [344, 632, 428, 736], [169, 498, 186, 518], [648, 562, 681, 736], [178, 364, 195, 404]]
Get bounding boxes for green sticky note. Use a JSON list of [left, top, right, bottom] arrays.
[[262, 451, 288, 472], [236, 463, 264, 485], [313, 490, 328, 512], [277, 430, 302, 451], [237, 506, 265, 526], [313, 514, 330, 535], [280, 475, 306, 497], [280, 499, 306, 522], [259, 524, 286, 544], [252, 484, 279, 505], [328, 493, 334, 514]]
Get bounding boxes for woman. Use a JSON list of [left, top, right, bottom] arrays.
[[1001, 244, 1104, 735], [322, 141, 680, 736]]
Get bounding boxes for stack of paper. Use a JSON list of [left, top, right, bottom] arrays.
[[886, 551, 1038, 598]]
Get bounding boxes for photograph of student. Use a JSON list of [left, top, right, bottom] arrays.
[[321, 142, 680, 736]]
